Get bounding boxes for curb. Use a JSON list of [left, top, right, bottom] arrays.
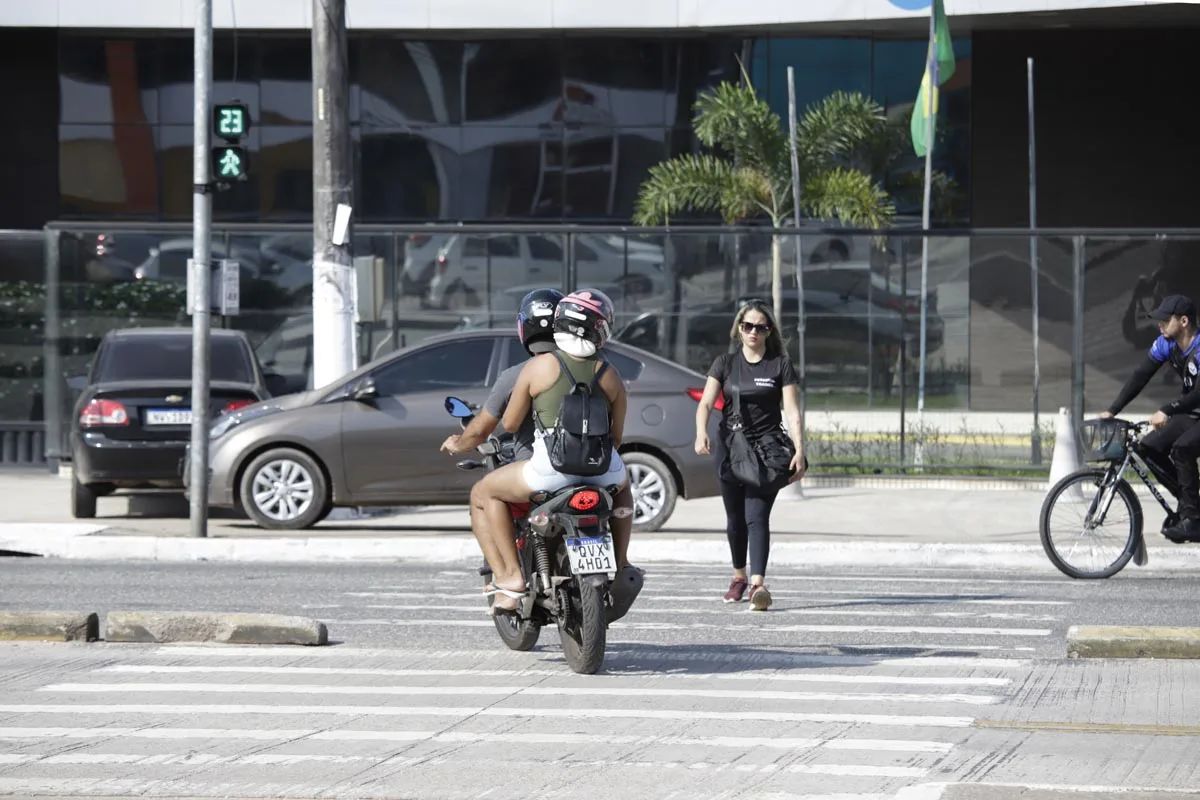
[[0, 611, 99, 642], [104, 611, 328, 646], [1067, 625, 1200, 659], [6, 532, 1200, 571]]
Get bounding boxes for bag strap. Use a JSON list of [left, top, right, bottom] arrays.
[[727, 354, 745, 425]]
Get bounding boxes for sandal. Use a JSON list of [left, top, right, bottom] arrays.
[[483, 582, 525, 616]]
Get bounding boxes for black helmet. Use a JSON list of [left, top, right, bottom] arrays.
[[553, 288, 615, 349], [517, 288, 564, 355]]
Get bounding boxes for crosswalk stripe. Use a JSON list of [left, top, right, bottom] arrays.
[[0, 728, 955, 752], [351, 603, 1057, 621], [99, 664, 1012, 687], [39, 683, 1000, 705], [0, 705, 974, 726], [321, 618, 1054, 636], [136, 645, 1032, 667], [346, 590, 1071, 606]]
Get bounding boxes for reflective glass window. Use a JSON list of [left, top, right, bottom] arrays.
[[59, 36, 159, 124]]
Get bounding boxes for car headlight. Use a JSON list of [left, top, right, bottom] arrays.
[[209, 405, 282, 440]]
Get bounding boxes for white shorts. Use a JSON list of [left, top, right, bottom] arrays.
[[522, 433, 627, 493]]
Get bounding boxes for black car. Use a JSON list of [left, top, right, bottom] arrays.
[[69, 327, 277, 518]]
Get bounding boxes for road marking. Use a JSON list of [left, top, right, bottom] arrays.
[[100, 664, 1012, 687], [356, 603, 1058, 622], [0, 753, 372, 766], [322, 618, 1054, 636], [0, 727, 954, 753], [40, 683, 1000, 705], [139, 645, 1032, 667], [974, 720, 1200, 736], [0, 705, 974, 726], [347, 590, 1072, 606], [627, 575, 1077, 587]]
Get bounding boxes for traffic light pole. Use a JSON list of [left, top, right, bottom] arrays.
[[312, 0, 357, 389], [188, 0, 213, 538]]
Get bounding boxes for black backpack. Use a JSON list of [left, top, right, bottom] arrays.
[[534, 353, 614, 477]]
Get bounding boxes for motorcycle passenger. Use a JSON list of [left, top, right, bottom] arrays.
[[472, 289, 635, 612], [1101, 294, 1200, 540], [440, 288, 564, 577]]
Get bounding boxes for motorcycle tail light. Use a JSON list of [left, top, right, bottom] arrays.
[[568, 490, 600, 511]]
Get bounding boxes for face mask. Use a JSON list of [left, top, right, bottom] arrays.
[[554, 332, 597, 358]]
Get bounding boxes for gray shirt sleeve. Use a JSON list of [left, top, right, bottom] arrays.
[[482, 363, 523, 422]]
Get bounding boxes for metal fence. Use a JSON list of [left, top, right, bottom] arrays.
[[2, 221, 1197, 472]]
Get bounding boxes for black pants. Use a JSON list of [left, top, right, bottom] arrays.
[[1139, 414, 1200, 520], [714, 434, 780, 577]]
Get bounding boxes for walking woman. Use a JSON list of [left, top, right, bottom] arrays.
[[694, 299, 805, 611]]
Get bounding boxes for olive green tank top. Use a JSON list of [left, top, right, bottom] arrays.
[[532, 354, 604, 428]]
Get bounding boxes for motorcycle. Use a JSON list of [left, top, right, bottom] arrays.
[[444, 395, 643, 675]]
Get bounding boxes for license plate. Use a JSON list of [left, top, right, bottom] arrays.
[[565, 532, 616, 575], [145, 408, 193, 426]]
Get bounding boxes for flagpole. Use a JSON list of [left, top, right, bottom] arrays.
[[915, 5, 936, 468], [1028, 55, 1042, 465]]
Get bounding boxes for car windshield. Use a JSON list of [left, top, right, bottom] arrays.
[[94, 336, 255, 384]]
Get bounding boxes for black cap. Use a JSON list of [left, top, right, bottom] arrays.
[[1149, 294, 1197, 321]]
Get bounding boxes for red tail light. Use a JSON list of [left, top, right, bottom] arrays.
[[79, 399, 129, 427], [568, 490, 601, 511], [436, 254, 448, 274], [687, 387, 725, 411], [222, 399, 256, 415]]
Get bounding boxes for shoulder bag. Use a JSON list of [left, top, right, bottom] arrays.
[[721, 355, 802, 493]]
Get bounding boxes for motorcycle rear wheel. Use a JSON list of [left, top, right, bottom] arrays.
[[559, 577, 607, 675], [484, 575, 541, 651]]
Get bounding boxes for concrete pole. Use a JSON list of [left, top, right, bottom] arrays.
[[312, 0, 356, 388], [188, 0, 213, 538]]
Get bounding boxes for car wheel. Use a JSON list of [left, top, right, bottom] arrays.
[[623, 451, 677, 533], [239, 448, 330, 530], [71, 475, 97, 519]]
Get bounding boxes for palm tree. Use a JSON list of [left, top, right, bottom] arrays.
[[633, 81, 900, 325]]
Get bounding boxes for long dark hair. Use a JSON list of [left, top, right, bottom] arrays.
[[730, 299, 786, 359]]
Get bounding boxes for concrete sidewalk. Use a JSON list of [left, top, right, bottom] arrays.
[[3, 471, 1200, 571]]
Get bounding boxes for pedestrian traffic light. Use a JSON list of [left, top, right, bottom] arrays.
[[212, 103, 250, 141], [211, 146, 248, 181]]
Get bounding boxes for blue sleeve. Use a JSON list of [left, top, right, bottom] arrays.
[[1149, 336, 1172, 363]]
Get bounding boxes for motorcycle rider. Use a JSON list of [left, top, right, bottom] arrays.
[[440, 288, 564, 578], [471, 289, 639, 613], [1101, 294, 1200, 540]]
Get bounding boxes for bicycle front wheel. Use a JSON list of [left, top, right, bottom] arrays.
[[1039, 468, 1142, 579]]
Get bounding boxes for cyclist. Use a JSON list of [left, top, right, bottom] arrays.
[[1100, 294, 1200, 540], [440, 288, 563, 576]]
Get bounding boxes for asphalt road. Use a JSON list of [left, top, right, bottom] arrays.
[[1, 560, 1199, 799]]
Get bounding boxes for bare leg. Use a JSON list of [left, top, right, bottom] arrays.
[[611, 480, 634, 568], [469, 480, 508, 579], [473, 462, 536, 608]]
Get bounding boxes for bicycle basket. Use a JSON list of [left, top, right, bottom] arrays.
[[1077, 418, 1131, 462]]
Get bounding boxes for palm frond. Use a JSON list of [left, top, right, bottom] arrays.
[[795, 91, 887, 174], [632, 154, 768, 225], [802, 167, 896, 230], [693, 82, 790, 180]]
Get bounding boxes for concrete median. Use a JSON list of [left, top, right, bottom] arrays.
[[0, 611, 99, 642], [104, 611, 328, 646], [1067, 625, 1200, 659]]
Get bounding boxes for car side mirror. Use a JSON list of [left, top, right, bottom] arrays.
[[351, 377, 379, 402]]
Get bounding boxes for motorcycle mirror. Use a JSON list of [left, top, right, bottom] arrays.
[[445, 396, 473, 418]]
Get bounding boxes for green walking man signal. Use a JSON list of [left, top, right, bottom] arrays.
[[208, 102, 251, 190]]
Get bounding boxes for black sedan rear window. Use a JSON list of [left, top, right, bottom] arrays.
[[94, 336, 255, 384]]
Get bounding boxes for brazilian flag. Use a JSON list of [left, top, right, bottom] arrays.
[[910, 0, 956, 157]]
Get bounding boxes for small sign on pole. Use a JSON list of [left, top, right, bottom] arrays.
[[185, 258, 239, 315], [219, 259, 240, 316]]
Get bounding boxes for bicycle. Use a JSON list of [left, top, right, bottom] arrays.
[[1039, 416, 1196, 579]]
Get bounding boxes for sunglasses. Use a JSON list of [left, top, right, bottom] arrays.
[[740, 321, 771, 335]]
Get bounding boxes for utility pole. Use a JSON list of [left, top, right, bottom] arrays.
[[312, 0, 356, 388], [188, 0, 213, 538]]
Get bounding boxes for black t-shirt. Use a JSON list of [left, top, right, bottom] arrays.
[[707, 351, 799, 438]]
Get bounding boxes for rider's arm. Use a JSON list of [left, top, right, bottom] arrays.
[[602, 365, 627, 448], [455, 366, 522, 451], [1161, 380, 1200, 416], [1107, 355, 1165, 415], [500, 357, 540, 435]]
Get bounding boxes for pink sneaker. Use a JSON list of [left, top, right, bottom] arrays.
[[723, 577, 749, 603]]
